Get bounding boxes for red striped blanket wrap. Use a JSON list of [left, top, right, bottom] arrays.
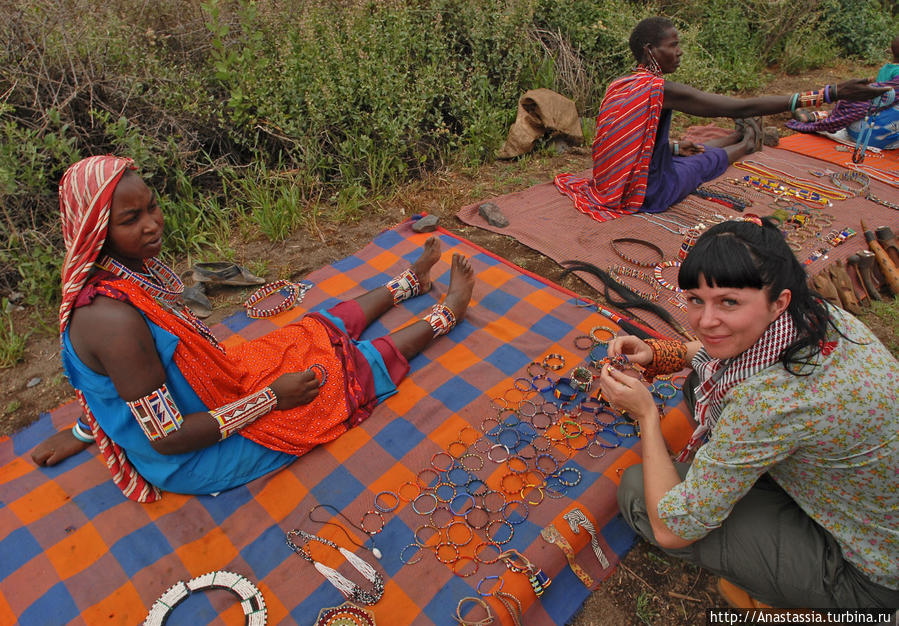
[[554, 70, 664, 222]]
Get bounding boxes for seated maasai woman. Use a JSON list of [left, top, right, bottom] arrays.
[[601, 220, 898, 609], [31, 155, 475, 502], [555, 17, 890, 222]]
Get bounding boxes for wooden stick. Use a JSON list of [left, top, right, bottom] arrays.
[[668, 591, 702, 603]]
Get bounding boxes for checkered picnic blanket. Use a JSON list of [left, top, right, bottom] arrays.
[[0, 223, 693, 625]]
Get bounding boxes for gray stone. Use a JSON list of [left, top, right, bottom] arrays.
[[412, 214, 439, 233], [26, 377, 41, 388], [478, 202, 509, 228]]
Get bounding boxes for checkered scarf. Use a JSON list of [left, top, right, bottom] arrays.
[[676, 311, 798, 462], [58, 156, 161, 502]]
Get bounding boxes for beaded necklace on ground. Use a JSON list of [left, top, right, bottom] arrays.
[[635, 213, 689, 235], [734, 160, 851, 204], [848, 163, 899, 188], [97, 256, 224, 351]]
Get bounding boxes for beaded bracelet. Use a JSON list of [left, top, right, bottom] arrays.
[[482, 490, 507, 514], [412, 492, 438, 515], [596, 429, 622, 449], [244, 280, 305, 318], [435, 482, 456, 503], [414, 524, 441, 546], [374, 491, 400, 513], [447, 519, 475, 546], [503, 500, 529, 525], [466, 478, 488, 497], [569, 367, 594, 392], [609, 237, 665, 267], [474, 541, 502, 565], [542, 353, 565, 370], [71, 422, 95, 443], [452, 556, 479, 579], [484, 519, 515, 546], [436, 542, 460, 564], [590, 326, 616, 344], [653, 260, 683, 293], [553, 378, 578, 401], [612, 421, 640, 439], [459, 453, 485, 472], [466, 505, 491, 530], [573, 334, 596, 350], [400, 543, 424, 565], [360, 510, 385, 534]]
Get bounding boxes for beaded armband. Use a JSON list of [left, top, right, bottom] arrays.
[[424, 303, 456, 337], [209, 387, 278, 439], [126, 383, 184, 441], [386, 268, 421, 305], [642, 339, 689, 380]]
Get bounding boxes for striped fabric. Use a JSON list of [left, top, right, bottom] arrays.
[[57, 156, 162, 503], [554, 70, 665, 222], [785, 77, 899, 134]]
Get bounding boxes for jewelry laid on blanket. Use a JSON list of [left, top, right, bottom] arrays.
[[287, 323, 688, 622], [144, 570, 267, 626], [244, 279, 313, 318], [315, 602, 376, 626], [285, 530, 385, 605]]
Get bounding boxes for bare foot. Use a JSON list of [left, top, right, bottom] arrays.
[[411, 236, 441, 293], [443, 253, 475, 321], [31, 428, 92, 467]]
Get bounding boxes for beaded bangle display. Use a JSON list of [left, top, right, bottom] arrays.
[[609, 238, 664, 267], [569, 367, 594, 392], [244, 280, 305, 319]]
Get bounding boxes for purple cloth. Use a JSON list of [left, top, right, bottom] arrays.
[[785, 78, 899, 133], [641, 110, 729, 213]]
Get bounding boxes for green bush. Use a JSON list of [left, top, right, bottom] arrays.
[[2, 0, 894, 307]]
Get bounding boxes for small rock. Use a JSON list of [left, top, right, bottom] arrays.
[[478, 202, 509, 228], [763, 126, 779, 147], [27, 377, 42, 388], [412, 214, 439, 233]]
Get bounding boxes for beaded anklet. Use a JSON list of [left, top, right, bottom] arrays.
[[425, 303, 456, 337], [386, 268, 421, 305]]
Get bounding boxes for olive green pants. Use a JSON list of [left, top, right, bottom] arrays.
[[617, 463, 899, 609]]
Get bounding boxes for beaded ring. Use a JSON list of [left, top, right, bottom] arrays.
[[586, 439, 608, 459], [244, 280, 303, 319], [474, 541, 502, 565], [573, 335, 596, 350], [450, 493, 476, 516], [610, 237, 665, 267], [556, 467, 582, 487], [360, 510, 385, 534], [412, 492, 438, 516], [487, 443, 512, 464], [486, 519, 514, 545], [452, 556, 479, 578], [612, 421, 639, 439], [459, 453, 485, 472], [466, 505, 491, 530], [589, 326, 616, 344], [400, 543, 424, 565], [435, 482, 456, 503], [502, 500, 529, 525], [374, 491, 400, 513], [542, 353, 565, 370], [518, 399, 538, 418], [436, 542, 460, 564]]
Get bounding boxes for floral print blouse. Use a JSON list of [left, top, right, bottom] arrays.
[[658, 307, 899, 589]]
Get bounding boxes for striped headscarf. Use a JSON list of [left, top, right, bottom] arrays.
[[58, 155, 135, 333]]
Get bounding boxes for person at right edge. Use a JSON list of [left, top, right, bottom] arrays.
[[601, 219, 898, 610]]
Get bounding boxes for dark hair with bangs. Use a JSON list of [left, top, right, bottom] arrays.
[[628, 17, 675, 62], [679, 218, 838, 374]]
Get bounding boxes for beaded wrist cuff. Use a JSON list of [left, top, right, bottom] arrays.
[[386, 268, 421, 305], [209, 387, 278, 439], [642, 339, 689, 380], [424, 303, 456, 337], [126, 383, 183, 441]]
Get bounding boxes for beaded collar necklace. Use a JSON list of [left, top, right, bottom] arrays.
[[97, 255, 223, 351]]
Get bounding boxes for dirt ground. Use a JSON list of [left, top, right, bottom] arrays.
[[2, 61, 895, 624]]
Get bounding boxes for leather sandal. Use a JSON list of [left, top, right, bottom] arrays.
[[875, 226, 899, 267], [182, 283, 212, 318], [190, 262, 266, 286]]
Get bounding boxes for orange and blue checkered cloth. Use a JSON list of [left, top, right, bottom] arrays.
[[0, 223, 693, 625]]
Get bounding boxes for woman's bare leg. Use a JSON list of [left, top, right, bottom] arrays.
[[389, 253, 475, 360], [352, 236, 442, 325]]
